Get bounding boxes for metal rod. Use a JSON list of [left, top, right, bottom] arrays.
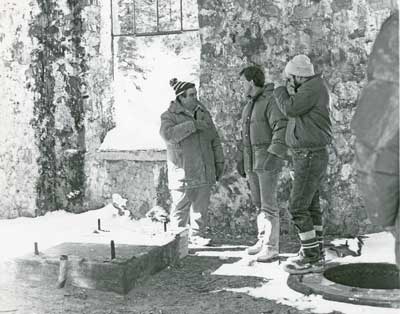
[[57, 255, 68, 288], [110, 0, 115, 80], [34, 242, 39, 255], [156, 0, 159, 32], [110, 240, 116, 259], [112, 28, 198, 38], [133, 0, 136, 34], [180, 0, 183, 31], [98, 218, 101, 231], [163, 221, 167, 232]]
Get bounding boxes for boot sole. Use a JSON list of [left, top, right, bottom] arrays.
[[283, 263, 325, 275], [247, 249, 263, 255], [256, 255, 280, 263]]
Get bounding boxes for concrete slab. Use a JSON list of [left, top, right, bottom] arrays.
[[14, 229, 188, 294]]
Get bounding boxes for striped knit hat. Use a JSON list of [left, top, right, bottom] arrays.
[[170, 78, 195, 97]]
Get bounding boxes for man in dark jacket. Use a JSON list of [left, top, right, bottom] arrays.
[[274, 55, 332, 274], [238, 66, 288, 262], [352, 12, 399, 268], [160, 78, 224, 246]]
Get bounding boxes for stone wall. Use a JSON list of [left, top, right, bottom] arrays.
[[0, 1, 40, 218], [197, 0, 395, 236], [0, 0, 114, 218], [97, 150, 171, 218]]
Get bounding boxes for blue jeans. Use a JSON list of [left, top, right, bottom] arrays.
[[289, 148, 328, 234]]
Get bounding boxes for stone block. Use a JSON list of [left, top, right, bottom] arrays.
[[14, 229, 188, 294]]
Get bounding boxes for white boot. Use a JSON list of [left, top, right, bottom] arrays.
[[256, 217, 279, 262], [247, 212, 267, 255], [247, 239, 264, 255], [256, 245, 279, 262]]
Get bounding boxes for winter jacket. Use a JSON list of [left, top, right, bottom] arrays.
[[274, 74, 332, 151], [351, 12, 399, 228], [160, 100, 224, 190], [239, 83, 288, 174]]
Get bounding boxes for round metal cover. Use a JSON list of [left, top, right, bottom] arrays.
[[287, 262, 400, 308]]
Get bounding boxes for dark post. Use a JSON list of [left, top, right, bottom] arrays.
[[110, 240, 116, 259], [34, 242, 39, 255], [98, 218, 101, 231], [57, 255, 68, 288], [163, 221, 167, 232]]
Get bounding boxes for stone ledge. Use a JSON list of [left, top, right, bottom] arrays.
[[98, 149, 167, 161], [14, 229, 188, 294]]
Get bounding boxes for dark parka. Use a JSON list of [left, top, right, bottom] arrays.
[[274, 74, 332, 151], [160, 100, 224, 190], [351, 12, 399, 229], [239, 83, 288, 174]]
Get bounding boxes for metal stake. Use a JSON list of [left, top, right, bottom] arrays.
[[34, 242, 39, 255], [110, 240, 116, 259], [98, 218, 101, 231]]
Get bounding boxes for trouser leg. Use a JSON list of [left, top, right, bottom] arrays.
[[247, 171, 264, 238], [189, 185, 212, 236], [169, 189, 191, 229], [309, 190, 324, 256], [289, 149, 328, 261], [257, 169, 280, 249]]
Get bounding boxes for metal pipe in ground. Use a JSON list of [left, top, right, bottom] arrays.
[[57, 255, 68, 288], [110, 240, 116, 259]]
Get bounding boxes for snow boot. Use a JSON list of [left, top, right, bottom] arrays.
[[256, 245, 279, 262], [283, 231, 324, 274], [247, 212, 267, 255]]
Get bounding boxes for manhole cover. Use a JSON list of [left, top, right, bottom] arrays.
[[287, 262, 400, 308], [324, 263, 399, 290]]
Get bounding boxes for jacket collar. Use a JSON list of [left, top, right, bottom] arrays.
[[252, 83, 275, 102], [169, 100, 207, 115]]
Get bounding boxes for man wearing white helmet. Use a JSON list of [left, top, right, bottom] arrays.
[[274, 55, 332, 274]]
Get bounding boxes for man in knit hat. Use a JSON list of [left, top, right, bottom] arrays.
[[160, 78, 224, 246], [274, 55, 332, 274], [237, 66, 288, 262]]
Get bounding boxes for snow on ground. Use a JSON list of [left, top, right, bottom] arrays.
[[0, 205, 176, 262], [0, 209, 397, 313], [196, 232, 397, 314]]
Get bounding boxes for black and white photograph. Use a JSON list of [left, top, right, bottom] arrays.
[[0, 0, 398, 313]]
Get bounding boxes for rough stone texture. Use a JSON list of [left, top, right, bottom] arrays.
[[0, 0, 114, 218], [98, 150, 171, 218], [0, 1, 40, 218], [197, 0, 394, 236]]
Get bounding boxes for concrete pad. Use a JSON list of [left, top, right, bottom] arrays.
[[14, 229, 188, 294]]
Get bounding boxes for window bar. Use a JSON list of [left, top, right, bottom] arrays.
[[110, 0, 114, 79], [133, 0, 137, 34], [113, 28, 198, 38], [180, 0, 183, 31], [156, 0, 159, 32]]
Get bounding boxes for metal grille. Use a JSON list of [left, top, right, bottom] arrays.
[[110, 0, 199, 78]]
